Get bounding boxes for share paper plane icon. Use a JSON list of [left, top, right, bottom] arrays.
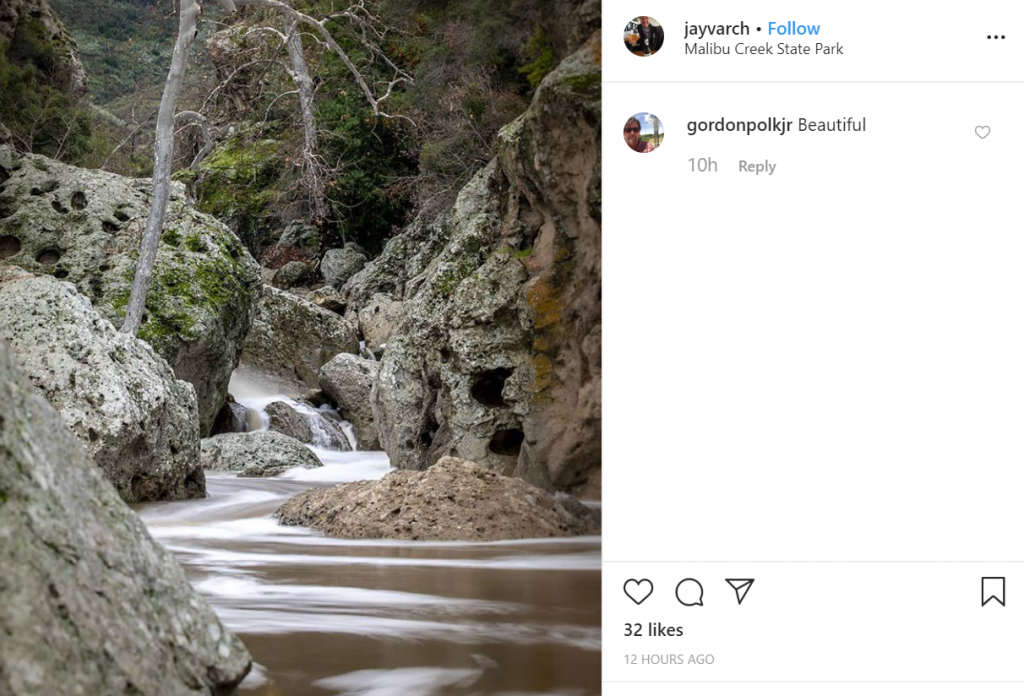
[[726, 579, 755, 605]]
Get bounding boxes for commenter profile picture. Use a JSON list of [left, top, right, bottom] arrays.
[[624, 16, 663, 57], [624, 113, 664, 153]]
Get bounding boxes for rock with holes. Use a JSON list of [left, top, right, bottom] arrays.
[[276, 456, 600, 541], [344, 35, 600, 497], [0, 338, 251, 694], [319, 353, 380, 451], [201, 430, 323, 477], [0, 146, 261, 436], [321, 243, 368, 288], [240, 284, 359, 390], [265, 400, 352, 451], [0, 266, 203, 503]]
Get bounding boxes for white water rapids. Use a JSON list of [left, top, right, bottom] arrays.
[[136, 368, 601, 695]]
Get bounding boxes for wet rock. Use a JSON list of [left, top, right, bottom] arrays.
[[0, 266, 203, 503], [201, 430, 323, 476], [265, 400, 352, 451], [319, 353, 379, 450], [0, 146, 262, 436], [0, 339, 251, 693], [321, 243, 368, 287], [271, 260, 310, 289], [211, 393, 249, 436], [276, 456, 600, 541], [241, 284, 359, 389], [345, 35, 601, 494]]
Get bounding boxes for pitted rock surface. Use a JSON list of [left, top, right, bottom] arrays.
[[0, 339, 251, 694], [0, 266, 203, 503]]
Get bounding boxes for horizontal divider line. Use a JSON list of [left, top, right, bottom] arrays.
[[602, 556, 1024, 560], [602, 80, 1024, 84]]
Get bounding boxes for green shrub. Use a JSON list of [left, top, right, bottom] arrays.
[[0, 29, 93, 164]]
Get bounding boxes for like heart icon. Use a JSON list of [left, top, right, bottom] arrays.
[[623, 578, 654, 605], [976, 126, 991, 140]]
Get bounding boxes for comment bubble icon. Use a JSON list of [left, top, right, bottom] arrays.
[[676, 578, 704, 606]]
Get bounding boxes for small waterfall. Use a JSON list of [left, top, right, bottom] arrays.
[[291, 401, 343, 450], [327, 407, 359, 451], [228, 367, 359, 452]]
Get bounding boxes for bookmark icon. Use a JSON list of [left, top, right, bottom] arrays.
[[982, 577, 1005, 607], [726, 579, 755, 605]]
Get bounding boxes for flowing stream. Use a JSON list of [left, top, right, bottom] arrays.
[[136, 369, 601, 695]]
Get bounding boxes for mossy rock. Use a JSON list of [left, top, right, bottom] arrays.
[[0, 145, 262, 434], [196, 134, 289, 258]]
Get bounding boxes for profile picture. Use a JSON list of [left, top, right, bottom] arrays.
[[624, 16, 664, 56], [623, 113, 664, 153]]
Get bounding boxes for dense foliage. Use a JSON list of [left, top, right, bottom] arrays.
[[0, 23, 93, 163], [49, 0, 176, 103], [6, 0, 571, 256]]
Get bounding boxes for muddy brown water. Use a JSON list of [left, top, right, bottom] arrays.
[[136, 409, 601, 695]]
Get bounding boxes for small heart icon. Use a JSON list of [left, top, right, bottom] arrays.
[[624, 578, 654, 605], [976, 126, 991, 139]]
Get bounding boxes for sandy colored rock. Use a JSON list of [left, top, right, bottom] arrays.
[[276, 456, 600, 541], [0, 339, 250, 694], [0, 146, 261, 435], [0, 266, 203, 503]]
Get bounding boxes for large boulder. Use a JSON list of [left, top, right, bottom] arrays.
[[276, 456, 599, 541], [0, 266, 203, 503], [344, 35, 601, 495], [0, 146, 262, 435], [265, 400, 352, 451], [0, 340, 251, 694], [319, 353, 379, 450], [241, 285, 359, 389], [201, 430, 323, 477], [321, 243, 367, 287]]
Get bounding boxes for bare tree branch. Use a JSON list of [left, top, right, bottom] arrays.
[[233, 0, 412, 118], [121, 0, 201, 336], [123, 0, 413, 335]]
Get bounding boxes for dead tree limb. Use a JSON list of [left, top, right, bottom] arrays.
[[121, 0, 201, 336], [122, 0, 411, 336], [283, 13, 329, 225]]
